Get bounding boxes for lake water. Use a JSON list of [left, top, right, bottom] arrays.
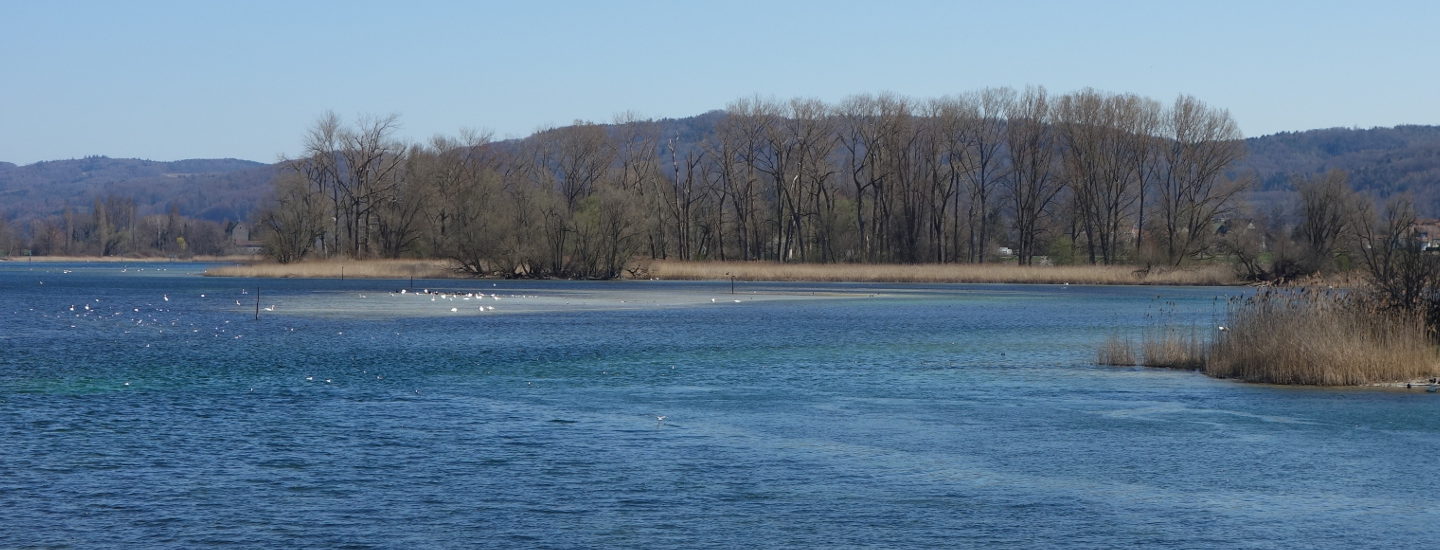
[[2, 262, 1437, 548]]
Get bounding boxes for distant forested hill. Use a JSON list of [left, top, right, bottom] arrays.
[[1232, 125, 1440, 213], [0, 156, 275, 224]]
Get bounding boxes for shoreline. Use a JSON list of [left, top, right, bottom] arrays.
[[3, 255, 1257, 286], [1, 254, 260, 263], [202, 259, 459, 279], [646, 260, 1240, 286], [194, 258, 1244, 285], [1370, 380, 1440, 391]]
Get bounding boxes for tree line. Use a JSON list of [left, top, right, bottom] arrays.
[[0, 197, 233, 258], [258, 87, 1253, 277]]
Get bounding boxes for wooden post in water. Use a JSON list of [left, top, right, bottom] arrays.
[[254, 286, 260, 320], [729, 274, 735, 295]]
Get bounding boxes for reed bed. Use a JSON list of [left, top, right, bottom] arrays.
[[1207, 290, 1440, 385], [1097, 329, 1206, 370], [203, 259, 462, 279], [1100, 289, 1440, 385], [1096, 335, 1137, 366], [647, 260, 1238, 286], [1138, 326, 1207, 370]]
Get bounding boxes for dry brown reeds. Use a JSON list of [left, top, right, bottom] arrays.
[[1096, 335, 1137, 366], [1206, 289, 1440, 385], [203, 259, 462, 279], [646, 260, 1238, 286], [1138, 326, 1207, 370], [1096, 329, 1205, 370], [1103, 288, 1440, 385]]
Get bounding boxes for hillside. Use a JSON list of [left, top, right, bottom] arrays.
[[0, 156, 274, 224], [1232, 125, 1440, 213]]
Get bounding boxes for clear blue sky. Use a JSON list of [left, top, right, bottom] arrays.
[[3, 0, 1436, 165]]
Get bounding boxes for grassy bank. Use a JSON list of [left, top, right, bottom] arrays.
[[1101, 289, 1440, 386], [203, 259, 462, 279], [648, 260, 1238, 285]]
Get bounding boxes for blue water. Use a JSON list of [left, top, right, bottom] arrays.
[[2, 262, 1437, 548]]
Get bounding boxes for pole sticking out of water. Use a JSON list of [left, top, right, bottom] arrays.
[[730, 274, 735, 295], [254, 286, 261, 320]]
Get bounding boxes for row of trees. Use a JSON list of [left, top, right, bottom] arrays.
[[258, 88, 1250, 277], [1222, 167, 1440, 322], [0, 218, 18, 257], [3, 197, 233, 258]]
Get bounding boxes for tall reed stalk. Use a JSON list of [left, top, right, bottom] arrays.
[[1096, 328, 1206, 370], [1139, 325, 1206, 370], [1096, 335, 1137, 366]]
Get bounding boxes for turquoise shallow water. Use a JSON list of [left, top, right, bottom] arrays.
[[2, 262, 1438, 548]]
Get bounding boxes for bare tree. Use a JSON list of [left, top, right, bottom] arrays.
[[293, 111, 342, 256], [1354, 196, 1440, 324], [1113, 94, 1162, 259], [783, 98, 838, 262], [515, 122, 616, 275], [259, 172, 326, 263], [920, 98, 962, 262], [1055, 89, 1138, 264], [711, 100, 771, 260], [372, 145, 431, 258], [443, 154, 508, 275], [284, 112, 408, 258], [413, 130, 492, 257], [1294, 169, 1359, 272], [573, 181, 645, 278], [953, 88, 1013, 263], [874, 96, 921, 262], [543, 122, 614, 211], [1004, 87, 1062, 265], [666, 138, 706, 260], [610, 114, 666, 258], [341, 114, 408, 257], [836, 93, 907, 262], [1155, 95, 1246, 265]]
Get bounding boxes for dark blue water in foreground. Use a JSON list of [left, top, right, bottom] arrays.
[[2, 262, 1438, 548]]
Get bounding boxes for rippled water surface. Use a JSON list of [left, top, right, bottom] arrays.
[[3, 262, 1438, 548]]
